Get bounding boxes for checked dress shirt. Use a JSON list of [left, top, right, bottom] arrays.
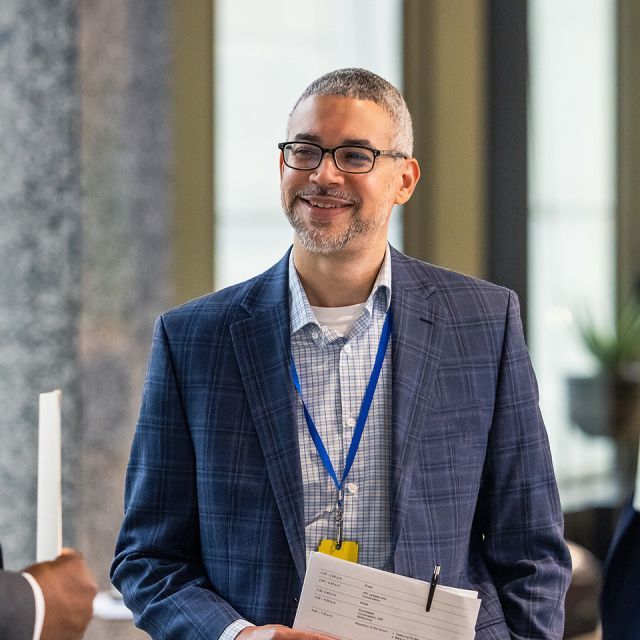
[[288, 247, 393, 569]]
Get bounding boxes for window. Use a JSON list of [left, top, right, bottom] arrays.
[[528, 0, 617, 508], [214, 0, 403, 289]]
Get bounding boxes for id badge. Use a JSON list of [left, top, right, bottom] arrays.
[[318, 539, 359, 563]]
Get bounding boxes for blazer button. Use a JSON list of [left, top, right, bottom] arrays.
[[293, 596, 299, 604]]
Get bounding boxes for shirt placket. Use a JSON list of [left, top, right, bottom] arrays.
[[312, 330, 345, 540]]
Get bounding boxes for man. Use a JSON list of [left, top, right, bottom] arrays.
[[0, 547, 97, 640], [112, 68, 571, 639]]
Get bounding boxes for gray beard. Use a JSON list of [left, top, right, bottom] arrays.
[[282, 190, 374, 255], [284, 206, 369, 255]]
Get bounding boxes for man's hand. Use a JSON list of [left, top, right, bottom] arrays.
[[23, 548, 98, 640], [237, 625, 336, 639]]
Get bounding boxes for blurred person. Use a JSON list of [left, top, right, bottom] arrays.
[[0, 547, 97, 640], [601, 452, 640, 639], [112, 68, 571, 639]]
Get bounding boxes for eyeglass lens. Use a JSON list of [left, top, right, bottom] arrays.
[[284, 143, 374, 173]]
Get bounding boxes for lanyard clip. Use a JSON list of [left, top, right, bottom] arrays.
[[335, 490, 344, 549]]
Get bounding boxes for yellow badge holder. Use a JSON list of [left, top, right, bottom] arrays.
[[318, 539, 359, 563]]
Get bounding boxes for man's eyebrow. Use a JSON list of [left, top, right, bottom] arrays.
[[342, 138, 373, 147], [292, 133, 374, 147], [293, 132, 321, 142]]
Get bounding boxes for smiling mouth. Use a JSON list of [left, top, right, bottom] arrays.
[[299, 196, 354, 210]]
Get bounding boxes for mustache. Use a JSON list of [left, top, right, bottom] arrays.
[[293, 186, 359, 204]]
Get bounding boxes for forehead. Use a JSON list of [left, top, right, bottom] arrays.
[[287, 95, 394, 147]]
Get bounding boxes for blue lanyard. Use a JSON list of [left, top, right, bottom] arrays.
[[290, 310, 393, 495]]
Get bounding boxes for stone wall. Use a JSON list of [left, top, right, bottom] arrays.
[[1, 2, 173, 638], [0, 0, 82, 569]]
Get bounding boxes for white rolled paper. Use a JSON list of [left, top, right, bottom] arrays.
[[37, 390, 63, 562]]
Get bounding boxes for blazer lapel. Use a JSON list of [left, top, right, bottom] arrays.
[[230, 253, 307, 581], [390, 250, 448, 556]]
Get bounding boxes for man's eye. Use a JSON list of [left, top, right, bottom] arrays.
[[291, 147, 318, 157], [341, 149, 372, 165], [345, 152, 368, 161]]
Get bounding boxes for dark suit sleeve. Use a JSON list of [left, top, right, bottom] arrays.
[[601, 497, 640, 640], [474, 291, 572, 639], [0, 570, 36, 640], [111, 317, 242, 639]]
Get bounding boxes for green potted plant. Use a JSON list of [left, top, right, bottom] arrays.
[[568, 300, 640, 441], [568, 300, 640, 491]]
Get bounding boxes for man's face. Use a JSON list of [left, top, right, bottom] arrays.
[[280, 94, 411, 256]]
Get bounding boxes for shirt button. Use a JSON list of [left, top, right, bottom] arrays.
[[345, 416, 356, 428], [311, 330, 319, 340], [343, 343, 352, 355], [346, 482, 358, 495]]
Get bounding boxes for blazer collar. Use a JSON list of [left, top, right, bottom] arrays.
[[239, 248, 291, 316]]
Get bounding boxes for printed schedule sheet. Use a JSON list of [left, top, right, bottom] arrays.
[[293, 552, 481, 640]]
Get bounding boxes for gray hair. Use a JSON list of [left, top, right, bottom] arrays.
[[289, 68, 414, 157]]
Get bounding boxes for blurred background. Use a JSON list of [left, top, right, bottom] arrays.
[[1, 1, 638, 638]]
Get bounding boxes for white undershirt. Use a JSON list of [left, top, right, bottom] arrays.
[[21, 572, 45, 640], [310, 302, 366, 337]]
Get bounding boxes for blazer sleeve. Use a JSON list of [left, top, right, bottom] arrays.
[[111, 317, 243, 639], [474, 291, 572, 639], [0, 570, 36, 640], [601, 497, 640, 640]]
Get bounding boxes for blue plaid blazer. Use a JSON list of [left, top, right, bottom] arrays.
[[112, 247, 571, 639]]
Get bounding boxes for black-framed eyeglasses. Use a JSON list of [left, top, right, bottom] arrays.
[[278, 141, 407, 174]]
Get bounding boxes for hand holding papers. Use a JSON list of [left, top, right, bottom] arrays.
[[37, 390, 63, 562], [294, 553, 481, 640]]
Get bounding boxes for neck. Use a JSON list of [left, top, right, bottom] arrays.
[[292, 240, 387, 307]]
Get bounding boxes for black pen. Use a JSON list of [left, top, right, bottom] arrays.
[[426, 564, 440, 612]]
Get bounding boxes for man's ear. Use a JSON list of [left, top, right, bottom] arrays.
[[394, 157, 421, 205], [279, 152, 285, 178]]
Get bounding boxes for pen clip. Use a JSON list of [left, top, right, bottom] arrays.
[[426, 564, 440, 612]]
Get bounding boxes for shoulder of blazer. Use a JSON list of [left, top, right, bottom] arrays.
[[389, 245, 514, 318], [159, 248, 292, 338]]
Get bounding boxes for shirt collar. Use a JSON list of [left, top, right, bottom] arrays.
[[288, 245, 392, 336]]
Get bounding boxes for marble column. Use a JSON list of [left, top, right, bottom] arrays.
[[1, 2, 173, 638], [0, 0, 82, 569], [77, 1, 172, 638]]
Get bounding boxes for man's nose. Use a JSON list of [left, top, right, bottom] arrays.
[[310, 152, 344, 185]]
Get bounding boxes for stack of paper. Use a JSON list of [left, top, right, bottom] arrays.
[[294, 552, 481, 640]]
